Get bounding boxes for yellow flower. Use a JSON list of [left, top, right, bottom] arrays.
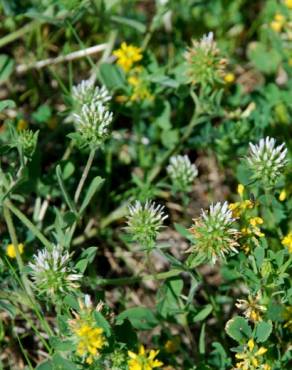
[[70, 318, 106, 364], [237, 184, 245, 197], [224, 72, 235, 84], [113, 42, 143, 72], [279, 189, 287, 201], [249, 217, 263, 227], [285, 0, 292, 9], [17, 119, 28, 131], [229, 200, 254, 218], [282, 231, 292, 253], [6, 243, 24, 259], [128, 345, 163, 370], [270, 13, 285, 32], [234, 339, 268, 370]]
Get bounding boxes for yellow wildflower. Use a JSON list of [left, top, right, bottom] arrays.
[[234, 339, 268, 369], [237, 184, 245, 197], [249, 217, 263, 227], [282, 231, 292, 253], [71, 321, 105, 364], [128, 345, 163, 370], [113, 42, 142, 72], [270, 13, 285, 32], [164, 336, 180, 353], [285, 0, 292, 9], [6, 243, 24, 259], [229, 200, 253, 218], [279, 189, 287, 201], [17, 119, 28, 131], [224, 72, 235, 84]]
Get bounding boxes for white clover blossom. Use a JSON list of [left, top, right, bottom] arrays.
[[28, 245, 81, 297], [167, 155, 198, 192], [126, 200, 168, 249], [72, 79, 111, 106], [188, 201, 239, 264], [73, 102, 113, 147], [247, 137, 287, 185], [200, 31, 214, 50]]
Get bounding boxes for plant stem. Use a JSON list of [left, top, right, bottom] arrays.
[[3, 204, 34, 297], [0, 20, 39, 49], [5, 199, 52, 250], [96, 268, 181, 286], [74, 149, 96, 204]]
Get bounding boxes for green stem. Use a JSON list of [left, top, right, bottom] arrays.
[[96, 268, 181, 286], [0, 20, 40, 48], [3, 204, 34, 297], [5, 199, 52, 250], [74, 149, 96, 204]]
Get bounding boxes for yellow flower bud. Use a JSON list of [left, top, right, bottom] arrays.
[[255, 347, 268, 356], [224, 73, 235, 84], [279, 190, 287, 201], [247, 338, 255, 351], [237, 184, 245, 197]]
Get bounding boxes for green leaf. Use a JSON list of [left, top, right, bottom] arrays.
[[35, 360, 53, 370], [156, 277, 184, 319], [79, 176, 105, 214], [94, 311, 111, 336], [32, 104, 52, 123], [75, 246, 98, 273], [225, 316, 252, 342], [99, 63, 126, 91], [248, 42, 281, 74], [56, 164, 77, 214], [0, 54, 14, 82], [50, 337, 74, 351], [174, 223, 193, 240], [0, 99, 15, 112], [255, 321, 273, 343], [52, 354, 78, 370], [116, 307, 158, 330], [254, 246, 265, 270], [193, 304, 213, 322], [110, 15, 146, 33], [199, 323, 206, 354]]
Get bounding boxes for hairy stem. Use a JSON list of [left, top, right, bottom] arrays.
[[74, 149, 96, 204]]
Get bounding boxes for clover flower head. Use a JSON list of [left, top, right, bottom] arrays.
[[126, 200, 168, 249], [17, 129, 38, 160], [247, 137, 287, 186], [73, 102, 113, 148], [188, 201, 239, 264], [128, 345, 163, 370], [185, 32, 227, 86], [167, 155, 198, 192], [28, 245, 81, 297], [72, 79, 111, 106]]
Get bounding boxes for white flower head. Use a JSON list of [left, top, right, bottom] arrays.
[[126, 200, 168, 249], [188, 201, 239, 264], [167, 154, 198, 192], [73, 102, 113, 148], [72, 79, 111, 106], [29, 245, 81, 297], [247, 137, 287, 186]]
